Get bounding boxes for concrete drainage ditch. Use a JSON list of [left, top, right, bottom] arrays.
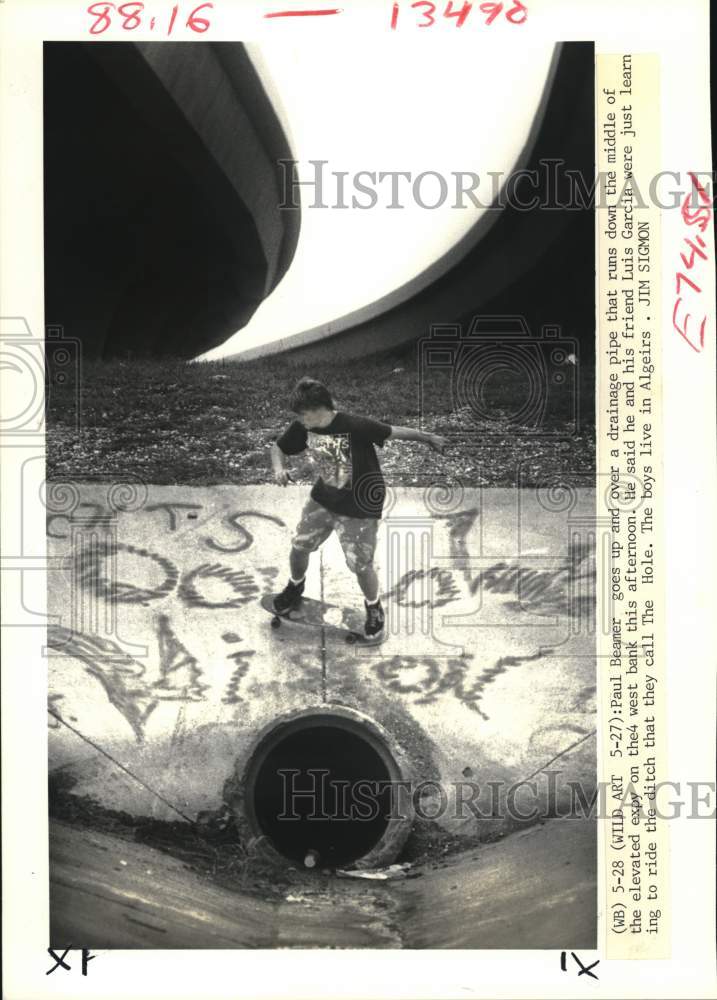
[[225, 706, 415, 871]]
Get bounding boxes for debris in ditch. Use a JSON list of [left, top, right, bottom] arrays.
[[49, 777, 304, 898], [195, 805, 237, 843], [336, 863, 412, 881]]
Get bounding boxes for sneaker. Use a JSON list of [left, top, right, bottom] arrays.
[[273, 578, 305, 614], [364, 599, 385, 640]]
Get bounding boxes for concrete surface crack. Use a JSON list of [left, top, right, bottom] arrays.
[[522, 729, 597, 783]]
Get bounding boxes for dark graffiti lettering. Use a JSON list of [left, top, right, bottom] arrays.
[[434, 507, 481, 584], [204, 510, 286, 554], [374, 646, 552, 719], [469, 545, 595, 620], [146, 503, 203, 531], [204, 518, 252, 554], [386, 566, 460, 609], [178, 563, 260, 609], [450, 648, 553, 718], [47, 626, 157, 742], [76, 542, 179, 605], [47, 615, 214, 739], [373, 656, 486, 713], [152, 614, 209, 701], [222, 649, 256, 704]]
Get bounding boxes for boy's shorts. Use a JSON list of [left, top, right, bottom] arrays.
[[292, 498, 379, 574]]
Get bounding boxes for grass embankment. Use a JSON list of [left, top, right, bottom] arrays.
[[47, 353, 594, 486]]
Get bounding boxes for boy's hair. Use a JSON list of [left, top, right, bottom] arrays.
[[289, 377, 334, 413]]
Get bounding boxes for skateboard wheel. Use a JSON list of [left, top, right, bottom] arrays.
[[346, 633, 357, 645], [271, 616, 281, 629]]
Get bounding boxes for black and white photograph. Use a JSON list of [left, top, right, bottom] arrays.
[[5, 2, 717, 998], [41, 37, 600, 950]]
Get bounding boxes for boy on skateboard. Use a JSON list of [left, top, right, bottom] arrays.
[[271, 377, 446, 640]]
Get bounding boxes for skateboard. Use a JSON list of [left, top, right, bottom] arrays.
[[260, 593, 384, 645]]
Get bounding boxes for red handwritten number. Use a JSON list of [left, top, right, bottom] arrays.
[[675, 271, 701, 296], [680, 236, 708, 270], [505, 0, 527, 23], [673, 173, 712, 353], [186, 2, 213, 32], [411, 1, 437, 26], [479, 2, 503, 25], [444, 1, 472, 25], [87, 2, 114, 33], [390, 0, 525, 28], [681, 193, 712, 233], [118, 2, 143, 29], [673, 299, 706, 353], [167, 3, 179, 33]]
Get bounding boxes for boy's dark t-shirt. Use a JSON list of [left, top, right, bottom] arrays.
[[276, 412, 392, 519]]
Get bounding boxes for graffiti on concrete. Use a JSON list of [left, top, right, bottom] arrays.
[[221, 631, 243, 644], [222, 649, 256, 705], [146, 503, 203, 531], [76, 542, 180, 605], [152, 614, 209, 701], [47, 625, 159, 742], [204, 510, 286, 554], [69, 503, 285, 609], [385, 567, 461, 609], [178, 563, 260, 609], [75, 542, 267, 611], [434, 507, 481, 584], [373, 646, 553, 720], [374, 655, 492, 715], [48, 500, 289, 542], [468, 543, 595, 620], [48, 611, 258, 739]]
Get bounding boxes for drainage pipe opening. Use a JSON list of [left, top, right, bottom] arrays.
[[241, 710, 412, 870]]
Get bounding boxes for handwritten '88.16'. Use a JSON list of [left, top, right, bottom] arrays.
[[86, 2, 213, 36], [390, 1, 528, 29]]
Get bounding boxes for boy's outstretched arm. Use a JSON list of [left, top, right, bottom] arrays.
[[389, 425, 447, 453], [270, 441, 290, 485]]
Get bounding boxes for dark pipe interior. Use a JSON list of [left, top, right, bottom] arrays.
[[253, 725, 392, 867]]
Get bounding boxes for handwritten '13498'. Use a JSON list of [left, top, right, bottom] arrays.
[[390, 1, 528, 29]]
